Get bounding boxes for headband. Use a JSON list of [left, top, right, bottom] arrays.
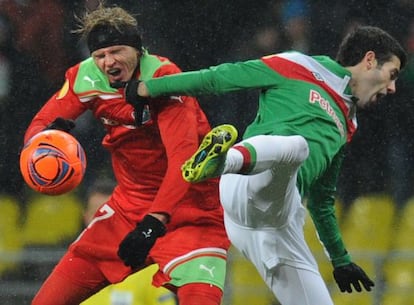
[[87, 24, 142, 53]]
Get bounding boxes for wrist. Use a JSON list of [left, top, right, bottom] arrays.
[[332, 252, 352, 268], [147, 213, 169, 225], [138, 81, 149, 97]]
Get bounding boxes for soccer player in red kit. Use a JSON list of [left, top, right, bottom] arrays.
[[26, 4, 230, 305]]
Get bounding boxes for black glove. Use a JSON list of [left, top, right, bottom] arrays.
[[44, 117, 75, 133], [111, 79, 148, 126], [333, 262, 375, 293], [118, 215, 166, 268]]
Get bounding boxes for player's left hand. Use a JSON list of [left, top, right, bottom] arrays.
[[44, 117, 75, 133], [333, 262, 375, 293], [118, 214, 166, 268]]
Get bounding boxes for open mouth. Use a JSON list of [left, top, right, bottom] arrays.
[[376, 93, 386, 102], [108, 68, 121, 77]]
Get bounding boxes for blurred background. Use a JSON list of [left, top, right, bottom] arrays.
[[1, 0, 414, 304]]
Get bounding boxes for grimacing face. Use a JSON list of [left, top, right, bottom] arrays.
[[92, 45, 139, 84], [354, 55, 401, 109]]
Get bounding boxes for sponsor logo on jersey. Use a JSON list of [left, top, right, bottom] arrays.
[[309, 89, 345, 137]]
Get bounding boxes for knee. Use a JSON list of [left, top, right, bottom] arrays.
[[291, 135, 309, 164]]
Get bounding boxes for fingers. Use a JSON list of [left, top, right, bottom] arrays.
[[349, 278, 374, 293], [339, 283, 352, 293], [339, 278, 374, 293], [361, 278, 375, 291], [351, 280, 362, 292]]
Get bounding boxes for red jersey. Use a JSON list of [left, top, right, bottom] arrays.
[[24, 51, 222, 223]]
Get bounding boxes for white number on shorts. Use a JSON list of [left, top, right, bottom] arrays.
[[73, 204, 115, 243]]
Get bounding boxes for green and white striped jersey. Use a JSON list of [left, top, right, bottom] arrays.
[[146, 51, 358, 266]]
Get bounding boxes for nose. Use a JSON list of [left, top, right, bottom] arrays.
[[387, 80, 396, 94], [104, 54, 116, 66]]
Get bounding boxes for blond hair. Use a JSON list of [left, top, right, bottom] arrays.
[[74, 1, 138, 41]]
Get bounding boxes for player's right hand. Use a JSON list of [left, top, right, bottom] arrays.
[[333, 262, 375, 293]]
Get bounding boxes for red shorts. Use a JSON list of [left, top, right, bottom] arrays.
[[53, 197, 230, 289]]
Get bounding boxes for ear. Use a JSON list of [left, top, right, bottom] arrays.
[[364, 51, 377, 69]]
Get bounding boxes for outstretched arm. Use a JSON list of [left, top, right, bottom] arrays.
[[137, 58, 283, 98]]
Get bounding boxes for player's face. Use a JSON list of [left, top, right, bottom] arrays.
[[354, 55, 401, 108], [92, 45, 139, 83]]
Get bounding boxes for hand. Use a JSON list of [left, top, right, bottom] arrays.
[[118, 214, 166, 268], [333, 262, 375, 293], [44, 117, 75, 133], [110, 79, 149, 126]]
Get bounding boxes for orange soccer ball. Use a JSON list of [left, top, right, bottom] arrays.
[[19, 129, 87, 195]]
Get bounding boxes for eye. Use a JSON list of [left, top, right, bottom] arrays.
[[390, 70, 399, 81], [93, 54, 105, 60]]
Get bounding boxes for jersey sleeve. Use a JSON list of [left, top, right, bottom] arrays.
[[145, 58, 284, 97], [145, 63, 211, 216], [148, 96, 205, 215], [306, 148, 352, 267], [24, 66, 88, 142]]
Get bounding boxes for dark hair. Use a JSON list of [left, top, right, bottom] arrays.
[[336, 26, 407, 69]]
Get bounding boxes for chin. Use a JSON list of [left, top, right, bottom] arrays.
[[109, 76, 122, 83]]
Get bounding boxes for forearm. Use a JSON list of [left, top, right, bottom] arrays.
[[307, 201, 351, 267], [25, 95, 85, 142], [148, 212, 169, 224]]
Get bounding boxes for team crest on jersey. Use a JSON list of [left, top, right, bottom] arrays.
[[312, 71, 324, 82], [142, 105, 151, 124], [56, 80, 69, 99]]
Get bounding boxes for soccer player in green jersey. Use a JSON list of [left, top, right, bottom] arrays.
[[125, 26, 406, 305]]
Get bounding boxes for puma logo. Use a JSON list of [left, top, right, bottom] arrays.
[[170, 95, 184, 103], [142, 229, 153, 238], [199, 264, 215, 277], [83, 76, 101, 87]]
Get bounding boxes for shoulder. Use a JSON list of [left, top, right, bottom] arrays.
[[140, 51, 181, 80], [261, 51, 313, 66]]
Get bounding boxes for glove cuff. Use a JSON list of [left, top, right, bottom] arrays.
[[44, 117, 75, 133], [331, 252, 352, 267], [125, 80, 141, 105], [141, 215, 166, 237]]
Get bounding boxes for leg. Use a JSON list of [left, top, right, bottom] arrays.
[[270, 264, 333, 305], [228, 134, 309, 175], [177, 283, 222, 305], [182, 123, 309, 184], [220, 135, 309, 226], [32, 271, 100, 305], [221, 162, 331, 304], [32, 252, 108, 305], [224, 212, 334, 305]]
